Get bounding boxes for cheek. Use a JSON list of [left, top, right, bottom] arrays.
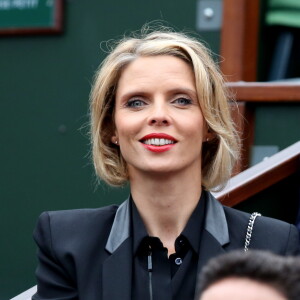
[[186, 118, 205, 139], [113, 112, 128, 136], [114, 117, 140, 141], [179, 109, 205, 135]]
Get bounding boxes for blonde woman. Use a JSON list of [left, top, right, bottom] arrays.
[[33, 28, 300, 300]]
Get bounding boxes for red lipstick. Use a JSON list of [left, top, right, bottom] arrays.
[[140, 133, 177, 153], [140, 133, 177, 141]]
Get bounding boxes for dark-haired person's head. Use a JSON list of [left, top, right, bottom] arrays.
[[197, 250, 300, 300]]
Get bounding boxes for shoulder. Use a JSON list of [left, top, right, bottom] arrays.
[[223, 205, 292, 233], [223, 205, 300, 255], [33, 204, 120, 257], [41, 205, 118, 224], [36, 205, 119, 233]]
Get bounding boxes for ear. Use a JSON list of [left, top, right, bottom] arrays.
[[203, 123, 215, 142], [202, 120, 216, 143], [205, 131, 216, 142], [111, 134, 119, 145]]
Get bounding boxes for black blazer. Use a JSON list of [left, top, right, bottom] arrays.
[[32, 192, 300, 300]]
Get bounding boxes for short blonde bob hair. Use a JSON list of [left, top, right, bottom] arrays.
[[90, 27, 240, 191]]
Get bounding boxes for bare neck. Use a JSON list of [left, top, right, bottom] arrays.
[[130, 169, 202, 254]]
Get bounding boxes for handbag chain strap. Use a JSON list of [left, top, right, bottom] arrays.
[[244, 212, 261, 252]]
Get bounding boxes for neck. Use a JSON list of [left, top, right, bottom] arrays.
[[130, 168, 202, 254]]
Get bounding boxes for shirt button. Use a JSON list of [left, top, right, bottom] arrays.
[[175, 257, 183, 265], [179, 239, 185, 246]]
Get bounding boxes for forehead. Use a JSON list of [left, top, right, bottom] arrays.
[[116, 55, 196, 95], [124, 54, 191, 69], [200, 278, 286, 300]]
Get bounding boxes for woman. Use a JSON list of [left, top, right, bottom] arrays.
[[33, 28, 300, 300]]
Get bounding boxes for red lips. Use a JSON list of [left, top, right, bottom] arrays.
[[140, 133, 177, 141], [140, 133, 177, 153]]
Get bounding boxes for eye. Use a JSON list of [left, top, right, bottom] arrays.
[[172, 97, 193, 106], [126, 99, 146, 108]]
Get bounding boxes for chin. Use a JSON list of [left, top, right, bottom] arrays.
[[128, 163, 179, 177], [143, 164, 187, 176]]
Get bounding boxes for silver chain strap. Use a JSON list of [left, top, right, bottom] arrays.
[[244, 212, 261, 252]]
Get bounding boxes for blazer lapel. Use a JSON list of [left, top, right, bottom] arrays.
[[195, 192, 230, 295], [197, 229, 227, 274], [102, 199, 132, 300], [204, 192, 230, 247]]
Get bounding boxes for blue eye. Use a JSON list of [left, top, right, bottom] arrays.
[[173, 97, 192, 105], [126, 99, 145, 108]]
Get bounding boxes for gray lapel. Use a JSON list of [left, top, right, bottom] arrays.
[[102, 199, 132, 300], [105, 199, 131, 253], [204, 192, 229, 246]]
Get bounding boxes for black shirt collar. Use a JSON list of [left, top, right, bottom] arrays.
[[131, 192, 206, 255]]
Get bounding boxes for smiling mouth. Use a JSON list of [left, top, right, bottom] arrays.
[[141, 138, 176, 146]]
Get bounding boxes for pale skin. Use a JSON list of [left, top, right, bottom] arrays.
[[112, 55, 213, 254], [200, 277, 287, 300]]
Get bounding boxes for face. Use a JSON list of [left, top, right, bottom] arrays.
[[112, 55, 208, 180], [200, 278, 286, 300]]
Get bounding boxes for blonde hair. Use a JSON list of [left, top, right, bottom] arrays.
[[90, 27, 240, 190]]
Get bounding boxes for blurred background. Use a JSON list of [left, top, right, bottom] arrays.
[[0, 0, 299, 298]]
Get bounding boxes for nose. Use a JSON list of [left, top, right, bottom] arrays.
[[147, 100, 171, 126]]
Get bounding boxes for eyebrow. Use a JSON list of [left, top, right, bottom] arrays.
[[119, 87, 198, 101], [168, 88, 198, 98]]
